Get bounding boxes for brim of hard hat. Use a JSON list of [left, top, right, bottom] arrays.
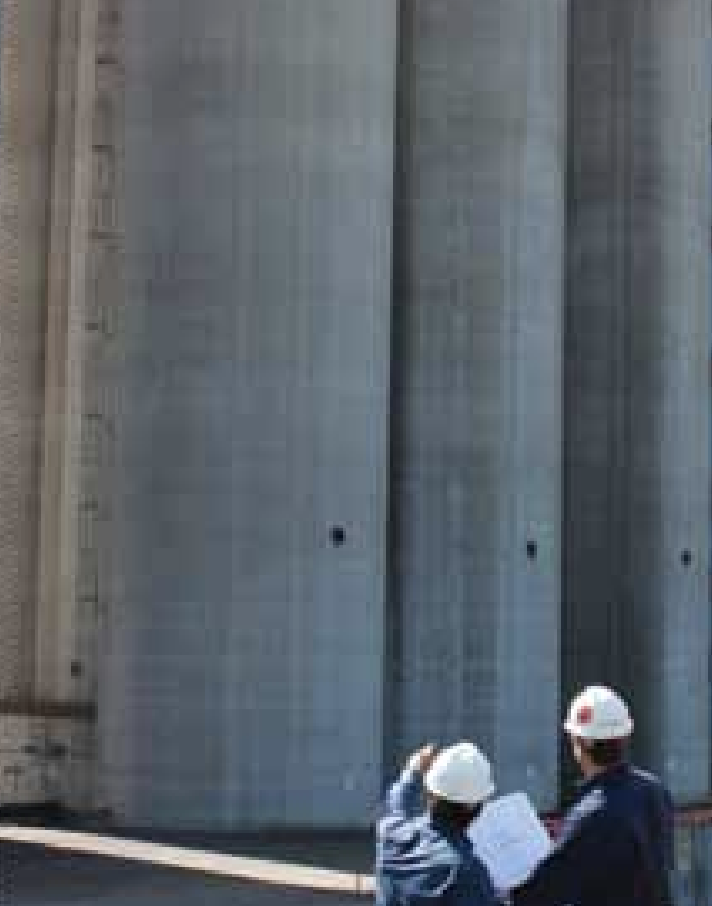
[[424, 778, 496, 806], [563, 717, 634, 740]]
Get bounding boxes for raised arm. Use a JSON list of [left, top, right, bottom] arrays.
[[385, 745, 437, 818]]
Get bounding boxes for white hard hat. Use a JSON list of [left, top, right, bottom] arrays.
[[424, 742, 495, 806], [563, 685, 634, 740]]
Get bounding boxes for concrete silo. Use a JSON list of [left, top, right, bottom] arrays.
[[98, 0, 397, 827], [565, 0, 711, 800], [388, 0, 567, 807]]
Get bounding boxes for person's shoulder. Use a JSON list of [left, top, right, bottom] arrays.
[[628, 765, 672, 800], [570, 785, 607, 824], [558, 785, 619, 847], [615, 765, 673, 825], [629, 764, 660, 785]]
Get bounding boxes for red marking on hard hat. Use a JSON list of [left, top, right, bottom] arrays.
[[577, 704, 593, 724]]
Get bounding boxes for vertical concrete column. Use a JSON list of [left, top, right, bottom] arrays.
[[0, 0, 58, 699], [566, 0, 710, 800], [390, 0, 567, 807], [36, 0, 98, 705], [99, 0, 397, 827]]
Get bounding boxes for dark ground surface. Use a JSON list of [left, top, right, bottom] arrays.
[[0, 808, 374, 904], [0, 806, 374, 872], [108, 828, 373, 872], [0, 842, 369, 905]]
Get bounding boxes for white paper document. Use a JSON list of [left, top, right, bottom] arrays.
[[468, 792, 553, 891]]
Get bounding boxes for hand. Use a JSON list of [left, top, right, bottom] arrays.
[[406, 744, 438, 775]]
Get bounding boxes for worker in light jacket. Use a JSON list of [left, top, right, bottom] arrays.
[[375, 741, 499, 906], [512, 685, 674, 906]]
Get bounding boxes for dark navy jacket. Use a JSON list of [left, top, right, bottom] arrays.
[[513, 763, 674, 906], [375, 768, 498, 906]]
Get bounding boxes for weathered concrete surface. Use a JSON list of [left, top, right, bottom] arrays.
[[0, 0, 58, 698], [0, 0, 708, 835], [389, 0, 567, 808], [99, 0, 397, 827], [36, 0, 100, 712], [674, 815, 712, 906], [565, 0, 711, 801]]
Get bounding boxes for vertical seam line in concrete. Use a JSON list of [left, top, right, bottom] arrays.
[[384, 0, 412, 776], [30, 0, 64, 699], [619, 1, 634, 684], [606, 3, 618, 681]]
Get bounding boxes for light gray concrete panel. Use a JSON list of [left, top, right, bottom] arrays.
[[566, 1, 711, 800], [99, 0, 396, 827], [389, 0, 566, 807]]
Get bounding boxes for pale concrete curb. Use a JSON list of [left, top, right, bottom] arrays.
[[0, 826, 376, 895]]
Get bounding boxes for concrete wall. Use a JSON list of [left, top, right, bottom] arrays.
[[0, 713, 95, 810], [389, 0, 567, 808], [98, 0, 397, 828], [0, 0, 707, 829], [674, 815, 712, 906], [565, 0, 711, 801], [0, 0, 58, 699], [36, 0, 100, 708]]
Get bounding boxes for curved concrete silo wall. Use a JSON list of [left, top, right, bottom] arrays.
[[388, 0, 567, 807], [0, 0, 57, 698], [565, 0, 711, 800], [98, 0, 397, 827]]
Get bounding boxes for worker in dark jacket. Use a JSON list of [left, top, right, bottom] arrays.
[[376, 741, 499, 906], [512, 685, 674, 906]]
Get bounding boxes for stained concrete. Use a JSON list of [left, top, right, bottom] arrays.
[[565, 0, 711, 801], [0, 0, 57, 698], [389, 0, 567, 808]]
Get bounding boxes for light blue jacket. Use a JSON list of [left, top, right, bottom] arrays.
[[375, 768, 498, 906]]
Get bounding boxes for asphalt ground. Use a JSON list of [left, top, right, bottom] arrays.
[[0, 827, 375, 906], [99, 827, 374, 874], [0, 840, 371, 905]]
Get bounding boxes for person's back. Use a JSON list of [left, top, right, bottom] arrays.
[[599, 763, 673, 905], [512, 686, 674, 906], [376, 744, 498, 906]]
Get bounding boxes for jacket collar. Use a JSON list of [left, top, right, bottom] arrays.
[[579, 760, 629, 795]]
